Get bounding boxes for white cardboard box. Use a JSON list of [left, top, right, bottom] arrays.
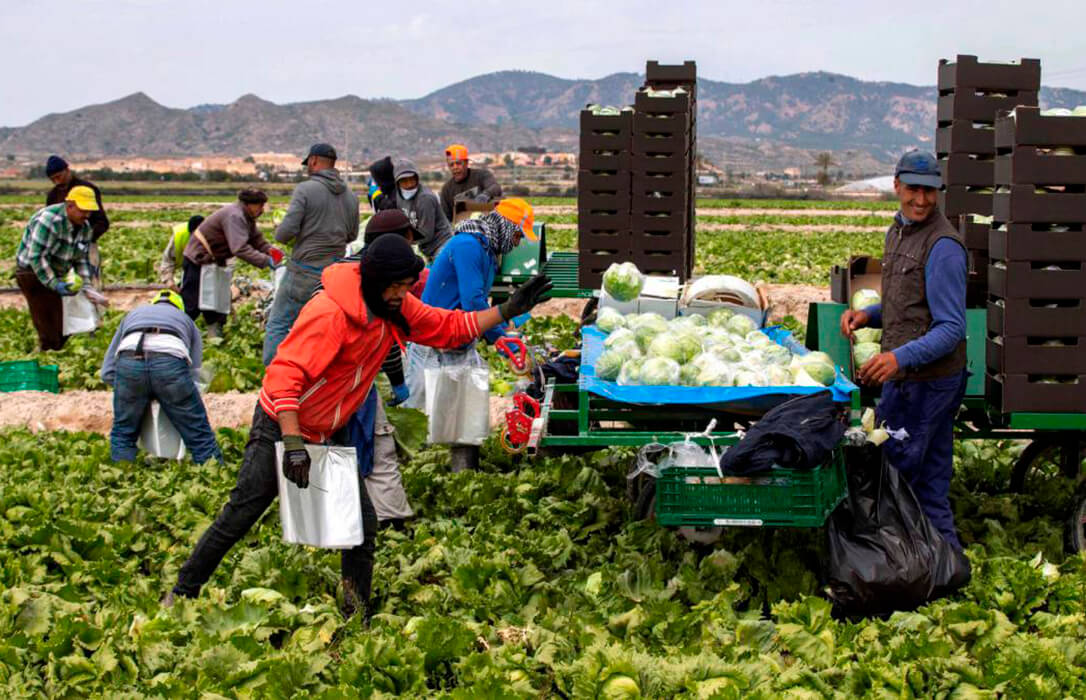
[[598, 276, 680, 318]]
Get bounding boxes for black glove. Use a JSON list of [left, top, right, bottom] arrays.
[[499, 274, 553, 321], [282, 435, 311, 488]]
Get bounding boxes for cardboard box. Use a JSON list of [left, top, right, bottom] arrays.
[[830, 256, 882, 306], [986, 372, 1086, 413], [994, 148, 1086, 186], [452, 201, 495, 225], [995, 106, 1086, 149], [992, 185, 1086, 224], [989, 261, 1086, 298], [988, 298, 1086, 337], [599, 275, 681, 318], [937, 55, 1041, 92], [987, 335, 1086, 374], [936, 121, 995, 156], [989, 225, 1086, 261], [937, 90, 1038, 124]]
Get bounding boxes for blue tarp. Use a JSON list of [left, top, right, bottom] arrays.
[[580, 325, 857, 406]]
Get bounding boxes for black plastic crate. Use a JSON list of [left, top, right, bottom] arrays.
[[987, 372, 1086, 413], [988, 297, 1086, 337], [579, 231, 630, 256], [989, 261, 1086, 298], [937, 90, 1038, 124], [989, 224, 1086, 261], [632, 131, 691, 156], [995, 106, 1086, 149], [578, 189, 631, 212], [578, 170, 630, 196], [938, 55, 1041, 92], [645, 60, 697, 85], [987, 335, 1086, 374], [632, 152, 689, 174], [580, 130, 631, 153], [580, 252, 627, 289], [936, 121, 996, 156], [992, 185, 1086, 224], [633, 89, 693, 116], [580, 110, 632, 136], [579, 150, 631, 171], [632, 171, 690, 194], [941, 154, 995, 187], [957, 214, 990, 248], [939, 187, 993, 217], [994, 148, 1086, 186], [633, 111, 691, 137], [578, 211, 630, 233]]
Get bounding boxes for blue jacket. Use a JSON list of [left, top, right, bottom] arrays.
[[421, 231, 506, 343]]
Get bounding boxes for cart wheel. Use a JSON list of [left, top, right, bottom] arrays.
[[499, 429, 527, 455], [1069, 491, 1086, 554], [1009, 436, 1085, 493]]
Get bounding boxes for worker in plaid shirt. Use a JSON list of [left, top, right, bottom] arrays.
[[15, 186, 100, 350]]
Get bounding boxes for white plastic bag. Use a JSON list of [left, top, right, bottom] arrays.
[[61, 291, 100, 336], [275, 443, 363, 549], [423, 351, 490, 445], [138, 400, 186, 460], [198, 264, 233, 314]]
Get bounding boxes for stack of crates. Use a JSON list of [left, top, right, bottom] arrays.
[[577, 107, 633, 288], [936, 55, 1040, 306], [637, 60, 697, 279], [986, 106, 1086, 412]]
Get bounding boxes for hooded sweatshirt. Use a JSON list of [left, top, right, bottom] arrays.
[[259, 262, 483, 442], [276, 168, 360, 267], [393, 159, 451, 260]]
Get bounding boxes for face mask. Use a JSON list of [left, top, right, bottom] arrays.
[[400, 187, 418, 200]]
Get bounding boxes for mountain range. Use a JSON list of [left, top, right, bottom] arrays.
[[3, 70, 1085, 173]]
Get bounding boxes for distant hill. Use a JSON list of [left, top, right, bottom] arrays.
[[3, 69, 1085, 173]]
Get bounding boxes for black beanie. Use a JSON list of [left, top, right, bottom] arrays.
[[187, 215, 205, 233], [359, 235, 423, 335]]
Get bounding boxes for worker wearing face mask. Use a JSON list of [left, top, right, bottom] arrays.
[[392, 159, 451, 262]]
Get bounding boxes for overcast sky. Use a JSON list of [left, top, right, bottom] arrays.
[[3, 0, 1085, 127]]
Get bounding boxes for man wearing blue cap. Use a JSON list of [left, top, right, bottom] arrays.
[[840, 149, 968, 551]]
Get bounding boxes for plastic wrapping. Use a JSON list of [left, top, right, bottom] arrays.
[[275, 443, 364, 549], [137, 401, 186, 460], [198, 264, 233, 314], [423, 351, 490, 445], [61, 292, 100, 336]]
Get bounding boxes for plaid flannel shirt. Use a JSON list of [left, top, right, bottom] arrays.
[[15, 203, 94, 288]]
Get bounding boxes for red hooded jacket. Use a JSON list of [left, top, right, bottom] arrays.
[[259, 262, 480, 442]]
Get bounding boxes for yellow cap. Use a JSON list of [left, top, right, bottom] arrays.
[[65, 185, 99, 212], [494, 198, 536, 241], [151, 289, 184, 312]]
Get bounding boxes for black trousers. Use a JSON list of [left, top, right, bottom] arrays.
[[174, 403, 379, 606], [180, 258, 227, 325]]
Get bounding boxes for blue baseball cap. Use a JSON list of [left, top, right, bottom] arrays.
[[894, 150, 942, 188]]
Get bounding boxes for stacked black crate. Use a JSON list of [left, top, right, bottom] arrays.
[[643, 60, 697, 279], [578, 108, 633, 289], [631, 81, 694, 280], [987, 106, 1086, 412], [936, 55, 1040, 307]]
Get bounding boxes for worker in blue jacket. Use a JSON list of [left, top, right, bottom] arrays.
[[403, 198, 537, 471], [841, 150, 968, 551]]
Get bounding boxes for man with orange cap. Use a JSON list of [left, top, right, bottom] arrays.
[[438, 144, 503, 222], [403, 198, 537, 471]]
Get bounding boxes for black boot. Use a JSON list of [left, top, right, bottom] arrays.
[[449, 445, 479, 472], [340, 577, 364, 620]]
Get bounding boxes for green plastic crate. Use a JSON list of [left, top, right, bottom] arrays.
[[655, 450, 847, 528], [0, 360, 60, 393]]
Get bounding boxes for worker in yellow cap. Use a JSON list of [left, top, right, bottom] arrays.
[[403, 197, 539, 471], [439, 144, 503, 222], [14, 186, 104, 350], [100, 289, 222, 464]]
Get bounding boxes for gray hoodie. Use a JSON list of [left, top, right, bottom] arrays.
[[393, 159, 451, 260], [276, 168, 360, 267]]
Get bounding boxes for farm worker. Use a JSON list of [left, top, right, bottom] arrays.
[[100, 290, 222, 464], [262, 143, 360, 365], [393, 159, 452, 262], [45, 155, 110, 289], [840, 150, 968, 550], [366, 155, 398, 212], [15, 186, 101, 350], [165, 234, 553, 617], [404, 198, 537, 471], [157, 215, 205, 286], [439, 144, 503, 222], [180, 188, 283, 339]]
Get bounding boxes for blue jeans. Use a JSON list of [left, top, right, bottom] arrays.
[[877, 370, 968, 550], [111, 354, 222, 464], [263, 264, 323, 366]]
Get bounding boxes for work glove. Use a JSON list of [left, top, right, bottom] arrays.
[[473, 193, 492, 203], [388, 383, 410, 407], [52, 280, 78, 296], [281, 434, 311, 488], [499, 274, 553, 321]]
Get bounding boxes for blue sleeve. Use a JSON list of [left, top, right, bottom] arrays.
[[452, 241, 506, 343], [892, 239, 967, 370], [863, 303, 882, 328], [100, 318, 129, 386]]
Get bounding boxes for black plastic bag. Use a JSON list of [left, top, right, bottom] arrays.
[[826, 444, 971, 618], [719, 391, 847, 475]]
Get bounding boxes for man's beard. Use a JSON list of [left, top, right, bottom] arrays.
[[362, 278, 410, 336]]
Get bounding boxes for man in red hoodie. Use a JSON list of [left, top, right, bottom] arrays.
[[166, 235, 551, 616]]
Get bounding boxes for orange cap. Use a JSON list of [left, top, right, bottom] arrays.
[[494, 198, 536, 241], [445, 144, 469, 163]]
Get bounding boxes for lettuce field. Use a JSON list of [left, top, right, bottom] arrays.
[[2, 194, 1086, 696]]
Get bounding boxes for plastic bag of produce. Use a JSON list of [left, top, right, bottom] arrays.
[[827, 445, 971, 618], [851, 288, 880, 311], [138, 400, 186, 460], [61, 291, 100, 336], [198, 264, 233, 314], [853, 342, 881, 368], [595, 349, 627, 381], [275, 442, 363, 548], [602, 262, 644, 302], [638, 357, 681, 385], [595, 306, 626, 333], [853, 328, 882, 344]]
